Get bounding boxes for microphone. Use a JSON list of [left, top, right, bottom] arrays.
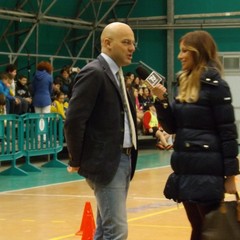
[[136, 65, 168, 98], [136, 65, 165, 87]]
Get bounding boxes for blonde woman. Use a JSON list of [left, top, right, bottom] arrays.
[[152, 30, 239, 240]]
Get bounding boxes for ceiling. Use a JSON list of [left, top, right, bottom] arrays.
[[0, 0, 240, 72]]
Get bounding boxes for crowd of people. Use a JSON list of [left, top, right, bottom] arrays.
[[0, 64, 30, 115], [0, 61, 172, 150], [0, 21, 239, 240], [0, 63, 80, 121], [124, 71, 174, 150]]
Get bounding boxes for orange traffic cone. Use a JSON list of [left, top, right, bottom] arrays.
[[76, 201, 96, 240]]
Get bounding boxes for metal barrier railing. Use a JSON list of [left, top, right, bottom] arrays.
[[0, 114, 25, 175], [0, 113, 66, 176]]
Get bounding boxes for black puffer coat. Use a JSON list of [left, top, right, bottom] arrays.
[[155, 67, 239, 203]]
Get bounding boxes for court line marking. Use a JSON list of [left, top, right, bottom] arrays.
[[0, 193, 95, 198], [0, 179, 85, 194], [0, 192, 171, 202], [0, 165, 170, 194], [127, 206, 183, 222], [49, 234, 75, 240], [0, 163, 173, 240], [129, 223, 190, 229], [48, 206, 183, 240]]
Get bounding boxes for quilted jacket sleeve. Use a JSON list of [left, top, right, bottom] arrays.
[[209, 79, 239, 176]]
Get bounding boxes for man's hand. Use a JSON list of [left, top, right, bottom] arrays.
[[67, 166, 80, 173]]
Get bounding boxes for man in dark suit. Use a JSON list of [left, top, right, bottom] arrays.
[[64, 22, 138, 239]]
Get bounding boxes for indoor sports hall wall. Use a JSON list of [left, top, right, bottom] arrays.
[[0, 1, 240, 83]]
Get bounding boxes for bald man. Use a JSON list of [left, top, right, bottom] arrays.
[[64, 22, 138, 239]]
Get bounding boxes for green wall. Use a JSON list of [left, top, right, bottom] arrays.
[[1, 1, 240, 80], [175, 1, 240, 14], [128, 1, 240, 78]]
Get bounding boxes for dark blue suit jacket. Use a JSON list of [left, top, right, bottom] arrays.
[[64, 55, 138, 185]]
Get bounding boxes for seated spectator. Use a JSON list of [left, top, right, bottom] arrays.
[[139, 87, 154, 111], [138, 77, 147, 89], [7, 73, 29, 114], [143, 103, 172, 150], [68, 67, 81, 99], [50, 91, 68, 120], [5, 64, 17, 97], [54, 66, 72, 101], [132, 76, 140, 89], [138, 86, 143, 99], [15, 75, 32, 113], [124, 75, 132, 91], [125, 72, 135, 82], [54, 66, 81, 101], [0, 72, 21, 114], [0, 93, 6, 145], [51, 76, 62, 101], [0, 93, 6, 115], [133, 87, 144, 129]]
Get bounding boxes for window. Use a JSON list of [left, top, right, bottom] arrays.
[[219, 53, 240, 72]]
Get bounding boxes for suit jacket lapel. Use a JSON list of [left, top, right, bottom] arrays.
[[97, 55, 123, 99], [97, 54, 136, 120]]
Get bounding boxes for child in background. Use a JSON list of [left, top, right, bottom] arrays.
[[0, 72, 21, 114], [0, 93, 6, 115], [50, 91, 68, 120], [0, 93, 6, 146], [143, 103, 172, 150], [15, 75, 32, 113], [5, 64, 17, 97], [133, 87, 144, 129], [51, 77, 62, 101]]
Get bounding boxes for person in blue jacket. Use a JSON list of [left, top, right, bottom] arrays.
[[152, 30, 239, 240], [32, 61, 53, 114]]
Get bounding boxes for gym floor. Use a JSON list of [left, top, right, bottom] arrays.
[[0, 147, 239, 240]]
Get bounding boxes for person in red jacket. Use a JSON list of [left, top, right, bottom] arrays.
[[143, 103, 172, 150]]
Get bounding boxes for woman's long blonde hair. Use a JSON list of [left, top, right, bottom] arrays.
[[177, 30, 223, 103]]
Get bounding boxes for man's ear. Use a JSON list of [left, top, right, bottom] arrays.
[[104, 38, 112, 50]]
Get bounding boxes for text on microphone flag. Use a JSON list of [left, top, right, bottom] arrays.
[[145, 71, 163, 87]]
